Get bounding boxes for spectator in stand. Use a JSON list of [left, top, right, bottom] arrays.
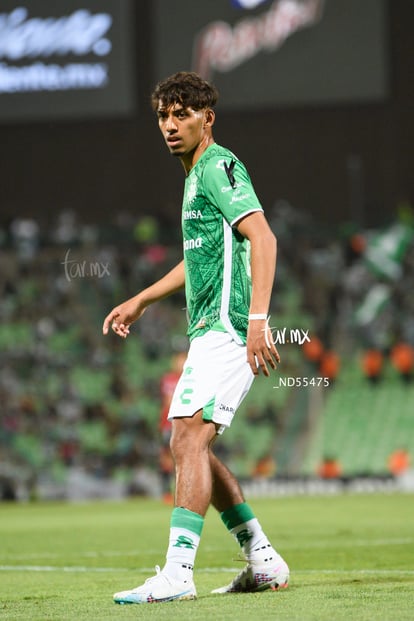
[[317, 456, 343, 479], [251, 454, 276, 479], [387, 448, 411, 476], [361, 349, 384, 384], [302, 336, 324, 366], [390, 343, 414, 382], [319, 351, 340, 385]]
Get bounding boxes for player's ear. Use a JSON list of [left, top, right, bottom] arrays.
[[204, 108, 215, 128]]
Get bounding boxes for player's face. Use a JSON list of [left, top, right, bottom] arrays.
[[156, 102, 208, 158]]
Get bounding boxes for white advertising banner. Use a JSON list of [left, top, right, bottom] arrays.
[[0, 0, 135, 122]]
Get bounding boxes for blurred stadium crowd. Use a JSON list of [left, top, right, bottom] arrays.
[[1, 202, 413, 500]]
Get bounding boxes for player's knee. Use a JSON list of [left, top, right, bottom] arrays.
[[170, 416, 215, 460]]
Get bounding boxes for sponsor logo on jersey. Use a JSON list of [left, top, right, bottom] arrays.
[[183, 209, 203, 220], [221, 181, 245, 193], [230, 191, 251, 204], [183, 237, 203, 251]]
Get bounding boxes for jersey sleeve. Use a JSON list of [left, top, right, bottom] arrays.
[[203, 155, 263, 226]]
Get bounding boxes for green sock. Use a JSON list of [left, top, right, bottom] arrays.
[[220, 502, 255, 530], [170, 507, 204, 534]]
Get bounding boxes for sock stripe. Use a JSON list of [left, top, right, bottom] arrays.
[[170, 507, 204, 536], [220, 502, 255, 530]]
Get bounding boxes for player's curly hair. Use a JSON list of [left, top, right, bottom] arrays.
[[151, 71, 219, 111]]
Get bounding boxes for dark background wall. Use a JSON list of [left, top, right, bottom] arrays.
[[0, 0, 413, 230]]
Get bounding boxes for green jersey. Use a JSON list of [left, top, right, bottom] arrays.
[[182, 144, 263, 343]]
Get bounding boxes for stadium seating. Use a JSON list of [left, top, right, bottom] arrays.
[[303, 361, 414, 476]]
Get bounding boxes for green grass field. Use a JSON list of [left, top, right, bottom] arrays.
[[1, 494, 414, 621]]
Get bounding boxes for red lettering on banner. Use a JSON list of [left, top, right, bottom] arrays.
[[193, 0, 325, 79]]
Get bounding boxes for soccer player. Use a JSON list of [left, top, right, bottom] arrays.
[[102, 71, 289, 604]]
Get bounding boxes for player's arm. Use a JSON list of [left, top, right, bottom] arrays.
[[102, 260, 185, 338], [236, 212, 280, 376]]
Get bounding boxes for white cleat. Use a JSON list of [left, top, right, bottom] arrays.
[[113, 566, 197, 604], [212, 556, 289, 594]]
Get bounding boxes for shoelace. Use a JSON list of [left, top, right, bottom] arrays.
[[130, 566, 165, 592], [144, 565, 162, 583], [232, 554, 269, 566]]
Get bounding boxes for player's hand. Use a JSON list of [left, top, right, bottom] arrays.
[[102, 296, 146, 338], [246, 319, 280, 377]]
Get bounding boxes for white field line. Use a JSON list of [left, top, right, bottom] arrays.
[[281, 537, 414, 549], [2, 537, 413, 562], [0, 565, 124, 572], [299, 569, 414, 575], [0, 566, 414, 576], [0, 551, 143, 560]]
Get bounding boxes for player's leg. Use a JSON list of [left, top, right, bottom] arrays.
[[114, 411, 216, 605], [210, 445, 244, 510], [159, 434, 174, 504], [171, 411, 218, 514], [209, 446, 289, 593], [161, 411, 217, 580]]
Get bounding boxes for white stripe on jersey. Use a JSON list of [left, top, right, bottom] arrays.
[[220, 219, 243, 345]]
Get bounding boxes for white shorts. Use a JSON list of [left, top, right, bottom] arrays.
[[168, 330, 255, 433]]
